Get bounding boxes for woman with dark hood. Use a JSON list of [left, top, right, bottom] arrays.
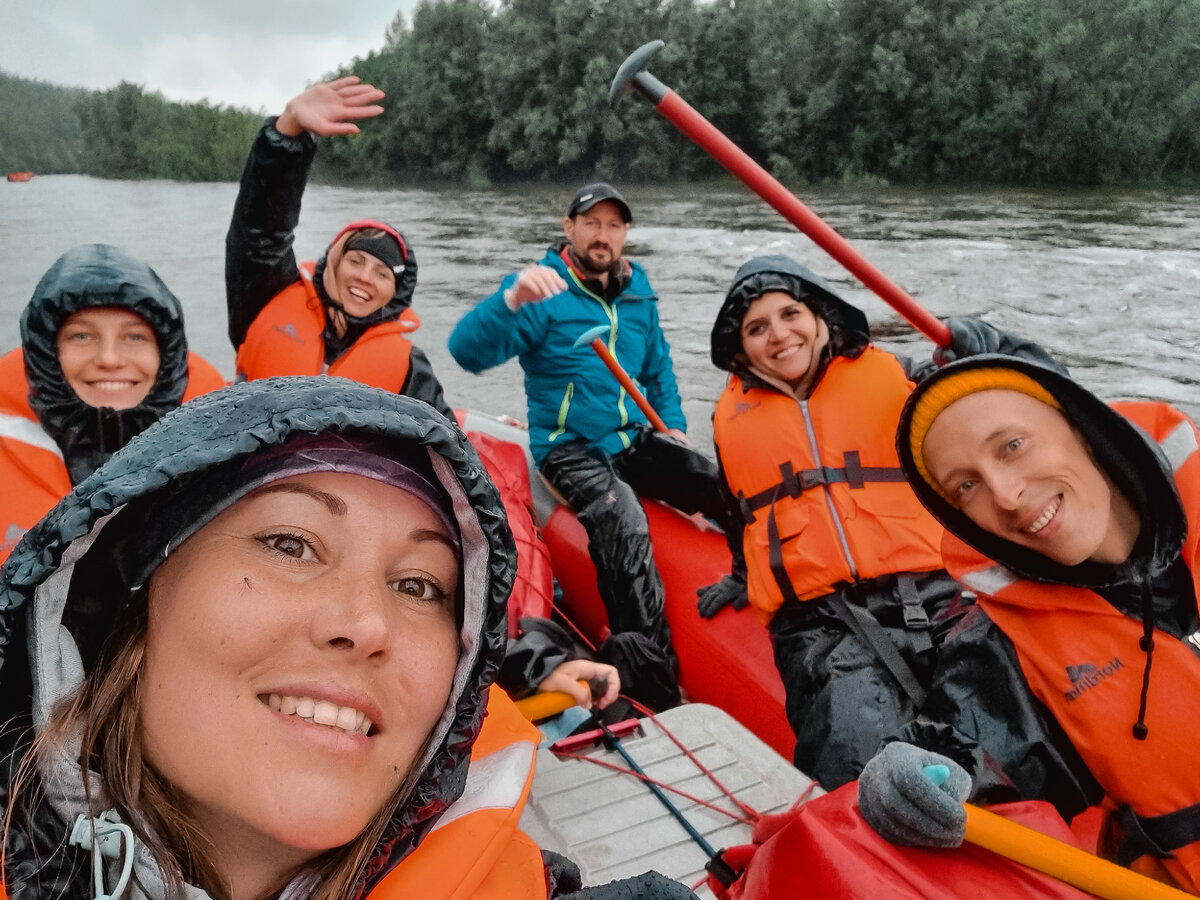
[[698, 254, 1056, 790], [0, 243, 224, 562], [857, 355, 1200, 895], [0, 376, 696, 900], [225, 76, 451, 419]]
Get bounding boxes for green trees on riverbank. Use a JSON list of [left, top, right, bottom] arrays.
[[73, 83, 261, 181], [4, 0, 1199, 186], [0, 71, 260, 181], [322, 0, 1199, 186]]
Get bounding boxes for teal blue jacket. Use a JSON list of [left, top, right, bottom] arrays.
[[449, 242, 687, 464]]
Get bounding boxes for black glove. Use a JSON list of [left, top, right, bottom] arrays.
[[857, 741, 971, 848], [696, 573, 748, 619]]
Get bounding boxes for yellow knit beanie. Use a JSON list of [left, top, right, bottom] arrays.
[[908, 366, 1061, 500]]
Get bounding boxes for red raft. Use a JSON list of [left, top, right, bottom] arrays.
[[458, 411, 793, 760], [6, 172, 33, 183]]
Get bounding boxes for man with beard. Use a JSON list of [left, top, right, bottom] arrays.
[[450, 183, 728, 711]]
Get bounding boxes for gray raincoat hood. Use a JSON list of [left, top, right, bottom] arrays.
[[0, 376, 514, 898]]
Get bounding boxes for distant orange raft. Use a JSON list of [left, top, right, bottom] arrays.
[[6, 172, 33, 182]]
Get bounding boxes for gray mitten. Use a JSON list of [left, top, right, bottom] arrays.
[[857, 741, 971, 848], [933, 318, 1005, 366], [696, 573, 749, 619]]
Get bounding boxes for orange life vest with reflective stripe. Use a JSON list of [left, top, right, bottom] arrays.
[[946, 401, 1200, 893], [235, 261, 419, 391], [365, 687, 547, 899], [714, 349, 945, 625], [0, 689, 544, 899], [0, 348, 225, 562]]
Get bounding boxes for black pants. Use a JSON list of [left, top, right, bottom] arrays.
[[540, 428, 726, 654], [769, 569, 965, 790]]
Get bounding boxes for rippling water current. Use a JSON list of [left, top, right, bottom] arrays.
[[3, 175, 1198, 454]]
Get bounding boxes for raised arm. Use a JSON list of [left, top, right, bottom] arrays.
[[225, 77, 385, 349]]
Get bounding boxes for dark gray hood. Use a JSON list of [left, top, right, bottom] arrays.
[[0, 376, 514, 896]]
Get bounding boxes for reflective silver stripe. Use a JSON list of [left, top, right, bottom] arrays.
[[432, 739, 536, 831], [1159, 420, 1199, 473], [0, 412, 62, 458], [961, 565, 1018, 596]]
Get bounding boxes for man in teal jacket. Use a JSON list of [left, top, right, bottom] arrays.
[[449, 183, 727, 707]]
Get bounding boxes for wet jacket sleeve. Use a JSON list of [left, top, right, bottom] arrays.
[[400, 345, 455, 420], [557, 872, 699, 899], [497, 617, 575, 698], [714, 448, 748, 580], [636, 302, 687, 433], [448, 275, 552, 373], [225, 118, 316, 349], [894, 602, 1104, 820]]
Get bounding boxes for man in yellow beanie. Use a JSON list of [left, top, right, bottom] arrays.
[[859, 354, 1200, 894]]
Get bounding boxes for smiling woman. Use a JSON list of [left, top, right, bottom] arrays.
[[0, 243, 225, 563], [225, 77, 452, 421], [0, 376, 697, 900]]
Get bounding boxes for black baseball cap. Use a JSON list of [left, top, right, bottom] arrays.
[[567, 182, 632, 223]]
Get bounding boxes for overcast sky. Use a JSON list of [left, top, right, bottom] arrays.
[[5, 0, 421, 114]]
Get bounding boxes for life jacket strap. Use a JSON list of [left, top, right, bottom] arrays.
[[737, 454, 906, 524], [1115, 801, 1200, 866]]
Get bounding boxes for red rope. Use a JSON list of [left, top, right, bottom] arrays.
[[550, 600, 600, 654], [552, 748, 756, 827], [627, 696, 762, 822]]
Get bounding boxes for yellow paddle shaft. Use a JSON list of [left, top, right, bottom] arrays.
[[965, 803, 1193, 900]]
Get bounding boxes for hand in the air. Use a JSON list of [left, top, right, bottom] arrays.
[[275, 76, 385, 138]]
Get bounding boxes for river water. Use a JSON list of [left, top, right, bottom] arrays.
[[2, 174, 1198, 454]]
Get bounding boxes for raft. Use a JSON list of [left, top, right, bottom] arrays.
[[6, 172, 33, 183], [458, 411, 794, 760]]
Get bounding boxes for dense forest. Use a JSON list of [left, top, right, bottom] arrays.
[[4, 0, 1199, 186]]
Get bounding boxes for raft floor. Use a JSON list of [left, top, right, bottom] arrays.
[[520, 703, 820, 897]]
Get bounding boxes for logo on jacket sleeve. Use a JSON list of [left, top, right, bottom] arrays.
[[1063, 657, 1124, 702]]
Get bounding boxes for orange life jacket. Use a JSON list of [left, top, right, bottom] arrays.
[[235, 261, 420, 391], [946, 401, 1200, 893], [356, 687, 546, 899], [0, 348, 225, 562], [714, 349, 945, 625], [0, 689, 544, 900]]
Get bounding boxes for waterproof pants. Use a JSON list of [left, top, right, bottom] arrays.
[[540, 429, 727, 655], [768, 570, 965, 790]]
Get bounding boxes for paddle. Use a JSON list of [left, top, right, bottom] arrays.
[[921, 766, 1192, 899], [964, 803, 1193, 900], [573, 324, 669, 433], [609, 40, 952, 349]]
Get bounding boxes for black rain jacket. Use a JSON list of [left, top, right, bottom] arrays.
[[224, 120, 450, 419]]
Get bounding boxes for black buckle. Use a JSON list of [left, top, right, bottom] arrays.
[[704, 848, 740, 888]]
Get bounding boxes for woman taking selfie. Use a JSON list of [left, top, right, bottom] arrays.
[[0, 377, 692, 899]]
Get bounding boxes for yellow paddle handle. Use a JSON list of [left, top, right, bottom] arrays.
[[965, 803, 1193, 900], [514, 681, 589, 721]]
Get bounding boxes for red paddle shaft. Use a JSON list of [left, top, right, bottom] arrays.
[[610, 41, 952, 348]]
